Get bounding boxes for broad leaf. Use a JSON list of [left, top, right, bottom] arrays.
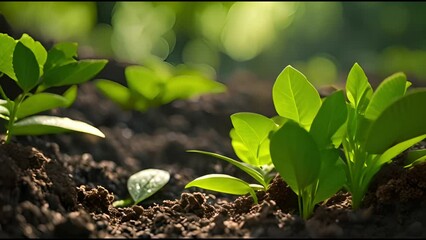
[[365, 72, 407, 120], [95, 79, 132, 109], [346, 63, 372, 111], [16, 93, 70, 119], [270, 120, 321, 193], [41, 60, 107, 88], [44, 42, 78, 72], [187, 150, 266, 187], [19, 33, 47, 77], [11, 115, 105, 138], [230, 112, 275, 166], [272, 65, 321, 128], [13, 42, 40, 92], [365, 89, 426, 154], [313, 149, 346, 204], [310, 90, 347, 149], [185, 174, 261, 198], [127, 169, 170, 205], [161, 75, 226, 104], [0, 33, 17, 79]]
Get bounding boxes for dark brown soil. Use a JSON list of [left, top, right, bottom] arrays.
[[1, 65, 426, 238]]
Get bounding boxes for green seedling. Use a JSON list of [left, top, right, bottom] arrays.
[[0, 33, 107, 143], [270, 66, 347, 219], [95, 59, 226, 112], [185, 112, 278, 204], [342, 63, 426, 209], [113, 168, 170, 207]]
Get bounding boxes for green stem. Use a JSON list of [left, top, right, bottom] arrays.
[[5, 94, 26, 143], [0, 85, 10, 101]]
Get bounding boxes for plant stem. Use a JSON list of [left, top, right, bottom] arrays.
[[5, 94, 25, 143], [0, 85, 10, 101]]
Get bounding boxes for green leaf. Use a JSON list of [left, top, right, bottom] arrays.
[[365, 89, 426, 154], [346, 63, 373, 111], [314, 149, 346, 204], [187, 150, 266, 187], [126, 65, 163, 101], [11, 115, 105, 138], [16, 93, 70, 119], [270, 120, 321, 193], [230, 112, 275, 166], [0, 105, 9, 116], [405, 148, 426, 168], [0, 33, 17, 79], [272, 65, 321, 129], [95, 79, 132, 109], [41, 59, 108, 88], [13, 42, 40, 92], [185, 174, 260, 196], [18, 33, 47, 77], [365, 72, 407, 120], [63, 85, 78, 107], [127, 169, 170, 205], [161, 75, 226, 104], [310, 90, 347, 149], [44, 42, 78, 72]]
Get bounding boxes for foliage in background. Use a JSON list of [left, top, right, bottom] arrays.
[[95, 58, 226, 112], [0, 33, 106, 143]]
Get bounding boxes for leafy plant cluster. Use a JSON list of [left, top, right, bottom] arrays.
[[0, 33, 106, 142], [185, 63, 426, 219]]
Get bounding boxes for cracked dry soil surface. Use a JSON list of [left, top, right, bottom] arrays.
[[1, 72, 426, 238]]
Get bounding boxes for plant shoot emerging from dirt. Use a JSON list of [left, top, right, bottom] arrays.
[[0, 33, 107, 143], [269, 66, 347, 219], [113, 168, 170, 207], [95, 58, 226, 112], [185, 112, 278, 204], [341, 63, 426, 209]]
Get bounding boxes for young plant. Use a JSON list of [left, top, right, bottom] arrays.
[[185, 112, 279, 204], [113, 168, 170, 207], [341, 63, 426, 209], [0, 33, 107, 143], [95, 58, 226, 112], [269, 66, 347, 219]]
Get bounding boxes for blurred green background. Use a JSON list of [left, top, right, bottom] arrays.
[[1, 1, 426, 88]]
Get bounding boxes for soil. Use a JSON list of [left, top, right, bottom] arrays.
[[1, 62, 426, 238]]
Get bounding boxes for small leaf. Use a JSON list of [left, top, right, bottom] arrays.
[[11, 115, 105, 138], [161, 75, 226, 104], [13, 42, 40, 92], [0, 33, 17, 79], [0, 105, 9, 116], [127, 169, 170, 205], [42, 60, 108, 88], [16, 93, 70, 119], [310, 90, 347, 149], [185, 174, 260, 196], [44, 42, 78, 72], [365, 89, 426, 154], [270, 120, 321, 193], [95, 79, 132, 109], [346, 63, 373, 111], [230, 112, 275, 166], [405, 149, 426, 168], [272, 65, 321, 128], [365, 72, 407, 120], [187, 150, 266, 187], [19, 33, 47, 77], [63, 85, 78, 107]]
